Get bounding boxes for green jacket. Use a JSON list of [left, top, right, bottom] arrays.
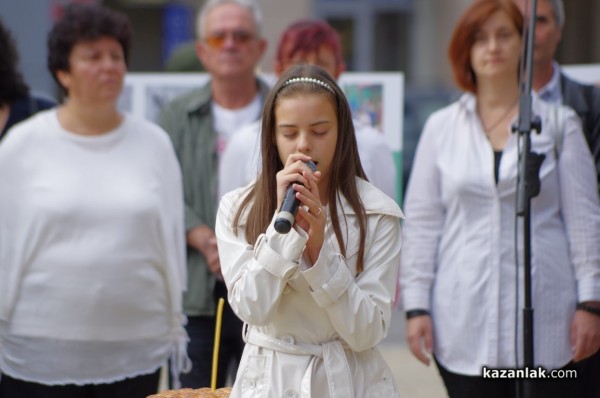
[[159, 78, 271, 316]]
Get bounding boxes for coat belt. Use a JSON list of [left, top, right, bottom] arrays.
[[244, 325, 355, 398]]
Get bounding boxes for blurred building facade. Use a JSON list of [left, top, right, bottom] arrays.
[[1, 0, 599, 96]]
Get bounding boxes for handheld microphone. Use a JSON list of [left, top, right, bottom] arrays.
[[274, 160, 317, 234]]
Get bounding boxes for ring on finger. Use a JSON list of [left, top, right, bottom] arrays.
[[313, 207, 322, 216]]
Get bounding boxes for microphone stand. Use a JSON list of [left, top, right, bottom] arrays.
[[511, 1, 544, 397]]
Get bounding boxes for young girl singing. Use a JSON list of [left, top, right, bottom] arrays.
[[215, 64, 403, 397]]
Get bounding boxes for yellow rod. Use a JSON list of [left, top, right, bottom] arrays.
[[211, 297, 225, 391]]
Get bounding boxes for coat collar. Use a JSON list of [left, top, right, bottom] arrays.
[[230, 177, 403, 220], [336, 177, 404, 219]]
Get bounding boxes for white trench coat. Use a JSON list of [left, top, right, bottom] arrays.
[[216, 178, 403, 398]]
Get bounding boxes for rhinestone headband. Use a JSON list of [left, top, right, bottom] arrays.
[[282, 77, 335, 95]]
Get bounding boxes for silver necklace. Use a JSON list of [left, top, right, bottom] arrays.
[[479, 99, 518, 133]]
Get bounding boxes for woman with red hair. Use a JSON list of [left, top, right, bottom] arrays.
[[400, 1, 600, 397]]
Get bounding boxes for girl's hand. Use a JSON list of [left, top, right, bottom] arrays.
[[295, 169, 324, 265], [276, 154, 324, 265], [275, 154, 314, 208]]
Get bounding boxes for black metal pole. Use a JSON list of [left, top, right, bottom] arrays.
[[513, 1, 544, 397]]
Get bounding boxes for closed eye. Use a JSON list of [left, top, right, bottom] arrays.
[[279, 130, 297, 138]]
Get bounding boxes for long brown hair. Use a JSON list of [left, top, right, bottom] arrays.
[[232, 64, 369, 272]]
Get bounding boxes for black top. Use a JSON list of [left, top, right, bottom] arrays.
[[494, 150, 502, 184], [1, 94, 56, 140]]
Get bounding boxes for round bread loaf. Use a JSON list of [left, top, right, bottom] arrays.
[[147, 387, 231, 398]]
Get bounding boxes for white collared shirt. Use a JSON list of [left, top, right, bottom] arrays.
[[400, 93, 600, 374]]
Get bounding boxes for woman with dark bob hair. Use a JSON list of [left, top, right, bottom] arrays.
[[0, 18, 55, 140], [400, 0, 600, 397], [0, 4, 189, 397]]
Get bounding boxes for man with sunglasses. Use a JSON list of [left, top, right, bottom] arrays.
[[159, 0, 269, 389]]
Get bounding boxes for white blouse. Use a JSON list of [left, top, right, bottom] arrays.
[[0, 110, 188, 385], [400, 93, 600, 375]]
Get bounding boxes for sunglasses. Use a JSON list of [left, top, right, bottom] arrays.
[[204, 31, 256, 49]]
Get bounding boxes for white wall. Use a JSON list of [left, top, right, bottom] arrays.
[[257, 0, 311, 73]]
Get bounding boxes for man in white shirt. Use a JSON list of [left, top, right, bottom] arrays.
[[220, 19, 398, 202]]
